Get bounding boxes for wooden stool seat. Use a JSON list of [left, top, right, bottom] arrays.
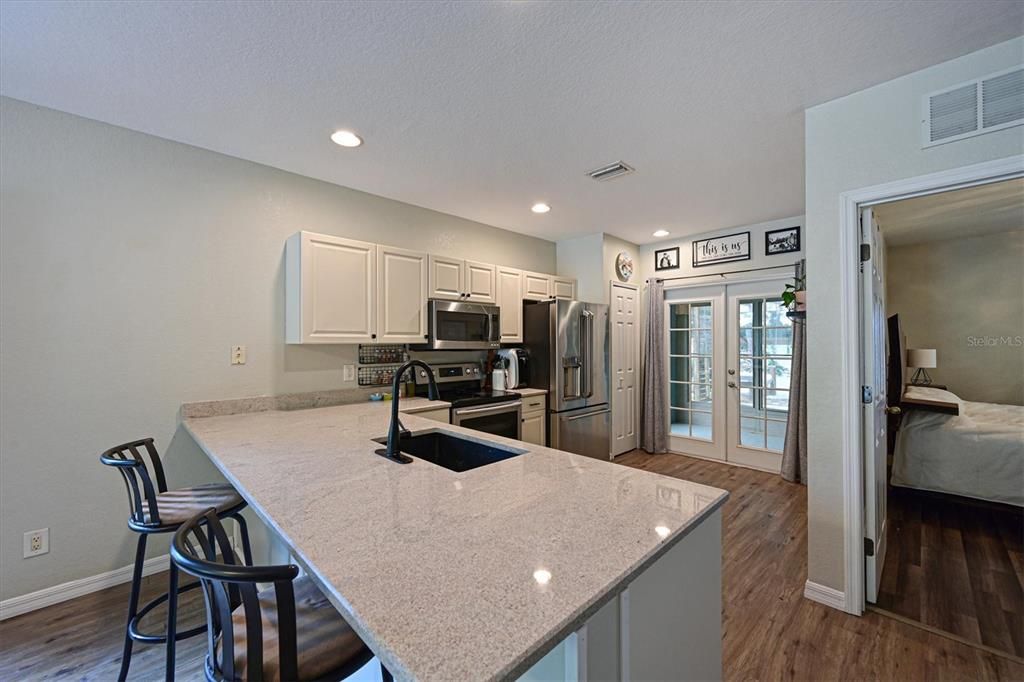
[[221, 575, 371, 681]]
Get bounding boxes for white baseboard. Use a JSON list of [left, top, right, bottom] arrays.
[[803, 579, 847, 611], [0, 552, 172, 621], [0, 532, 242, 621]]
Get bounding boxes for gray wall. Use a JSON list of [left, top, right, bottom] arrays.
[[556, 232, 642, 304], [886, 230, 1024, 405], [0, 96, 555, 601], [804, 37, 1024, 594], [638, 216, 805, 282]]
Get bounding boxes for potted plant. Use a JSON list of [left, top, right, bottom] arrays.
[[782, 275, 806, 321]]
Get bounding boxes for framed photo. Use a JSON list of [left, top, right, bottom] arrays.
[[692, 231, 750, 267], [765, 226, 801, 255], [654, 246, 680, 271]]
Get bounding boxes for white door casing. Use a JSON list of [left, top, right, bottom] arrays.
[[376, 245, 429, 343], [611, 282, 639, 456], [861, 207, 888, 604]]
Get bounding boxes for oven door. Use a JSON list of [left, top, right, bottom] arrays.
[[427, 300, 501, 350], [452, 402, 522, 440]]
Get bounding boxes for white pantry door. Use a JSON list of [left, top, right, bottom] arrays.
[[861, 206, 888, 603], [611, 282, 639, 456]]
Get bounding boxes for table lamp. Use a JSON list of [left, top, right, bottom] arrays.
[[907, 348, 936, 386]]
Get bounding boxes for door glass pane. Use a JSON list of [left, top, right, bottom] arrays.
[[737, 296, 792, 453], [668, 301, 714, 442], [740, 417, 766, 448], [690, 411, 712, 441], [670, 408, 692, 436]]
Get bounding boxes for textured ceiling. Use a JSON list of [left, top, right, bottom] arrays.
[[2, 1, 1021, 245], [876, 178, 1024, 246]]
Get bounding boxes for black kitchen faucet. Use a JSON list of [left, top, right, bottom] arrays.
[[375, 360, 440, 463]]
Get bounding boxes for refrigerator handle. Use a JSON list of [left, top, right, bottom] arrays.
[[581, 309, 594, 398]]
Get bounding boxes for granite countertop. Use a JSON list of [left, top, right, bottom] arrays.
[[512, 387, 548, 398], [184, 401, 727, 681]]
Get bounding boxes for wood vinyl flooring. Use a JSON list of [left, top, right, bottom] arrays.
[[875, 485, 1024, 659], [1, 451, 1021, 680]]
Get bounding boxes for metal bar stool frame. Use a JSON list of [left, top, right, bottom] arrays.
[[100, 437, 253, 682]]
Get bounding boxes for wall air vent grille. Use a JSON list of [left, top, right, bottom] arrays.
[[586, 161, 635, 181], [923, 65, 1024, 148]]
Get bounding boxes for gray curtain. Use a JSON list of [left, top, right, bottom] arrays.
[[641, 280, 668, 453], [781, 319, 807, 483]]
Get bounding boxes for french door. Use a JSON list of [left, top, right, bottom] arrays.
[[667, 278, 793, 472]]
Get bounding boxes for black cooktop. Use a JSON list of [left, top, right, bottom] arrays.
[[440, 387, 521, 408]]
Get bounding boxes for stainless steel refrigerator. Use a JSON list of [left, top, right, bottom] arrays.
[[523, 299, 610, 460]]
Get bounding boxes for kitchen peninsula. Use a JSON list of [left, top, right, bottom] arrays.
[[183, 398, 728, 681]]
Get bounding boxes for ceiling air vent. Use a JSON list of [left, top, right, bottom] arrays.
[[923, 65, 1024, 148], [586, 161, 635, 181]]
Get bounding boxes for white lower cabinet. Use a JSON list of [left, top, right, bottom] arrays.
[[406, 407, 450, 424], [520, 393, 547, 445]]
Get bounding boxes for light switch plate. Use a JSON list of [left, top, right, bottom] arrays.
[[343, 364, 355, 382]]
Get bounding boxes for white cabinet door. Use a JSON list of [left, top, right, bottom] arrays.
[[521, 412, 546, 445], [522, 271, 553, 301], [286, 231, 377, 344], [553, 277, 576, 300], [496, 266, 524, 343], [428, 255, 464, 300], [464, 260, 497, 303], [377, 245, 428, 343]]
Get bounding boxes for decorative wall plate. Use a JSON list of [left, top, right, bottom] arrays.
[[615, 252, 634, 281]]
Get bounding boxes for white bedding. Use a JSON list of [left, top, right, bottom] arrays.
[[891, 387, 1024, 507]]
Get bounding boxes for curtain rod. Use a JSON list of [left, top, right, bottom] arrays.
[[646, 263, 797, 284]]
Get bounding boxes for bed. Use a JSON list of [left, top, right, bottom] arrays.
[[887, 316, 1024, 507]]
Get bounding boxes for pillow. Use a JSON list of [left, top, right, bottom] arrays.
[[904, 385, 962, 405]]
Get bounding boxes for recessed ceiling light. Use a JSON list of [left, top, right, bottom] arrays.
[[531, 203, 551, 214], [653, 229, 670, 238], [533, 569, 552, 585], [655, 525, 671, 539], [330, 130, 363, 147]]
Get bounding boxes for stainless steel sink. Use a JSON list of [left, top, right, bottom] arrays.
[[372, 431, 527, 472]]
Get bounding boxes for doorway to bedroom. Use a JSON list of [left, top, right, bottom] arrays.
[[861, 177, 1024, 660]]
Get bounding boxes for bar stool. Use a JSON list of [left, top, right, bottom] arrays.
[[100, 437, 253, 682], [171, 508, 393, 682]]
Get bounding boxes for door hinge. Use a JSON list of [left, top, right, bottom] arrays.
[[864, 537, 875, 557], [860, 243, 871, 262], [861, 386, 873, 404]]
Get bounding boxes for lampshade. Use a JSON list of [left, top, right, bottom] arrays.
[[907, 348, 937, 369]]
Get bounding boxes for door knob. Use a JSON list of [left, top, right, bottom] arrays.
[[886, 406, 902, 415], [727, 369, 736, 375], [727, 381, 737, 388]]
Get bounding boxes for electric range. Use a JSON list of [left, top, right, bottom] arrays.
[[413, 362, 523, 439]]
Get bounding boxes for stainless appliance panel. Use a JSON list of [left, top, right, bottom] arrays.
[[452, 401, 522, 439], [549, 405, 611, 460], [525, 299, 609, 411], [417, 300, 501, 350]]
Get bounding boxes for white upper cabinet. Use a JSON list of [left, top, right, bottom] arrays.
[[522, 271, 553, 301], [429, 256, 496, 303], [377, 246, 429, 343], [496, 266, 524, 343], [428, 255, 464, 301], [553, 277, 576, 300], [464, 260, 496, 303], [287, 231, 377, 344]]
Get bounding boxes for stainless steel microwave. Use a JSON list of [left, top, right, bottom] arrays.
[[416, 300, 501, 350]]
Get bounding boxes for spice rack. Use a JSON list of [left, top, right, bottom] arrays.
[[357, 344, 409, 387]]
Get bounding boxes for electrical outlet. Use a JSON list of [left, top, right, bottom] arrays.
[[23, 528, 49, 558], [343, 364, 355, 382], [231, 345, 246, 365]]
